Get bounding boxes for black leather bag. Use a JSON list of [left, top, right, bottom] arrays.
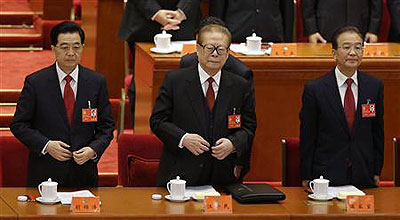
[[224, 183, 286, 203]]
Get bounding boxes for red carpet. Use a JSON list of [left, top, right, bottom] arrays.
[[0, 51, 54, 89]]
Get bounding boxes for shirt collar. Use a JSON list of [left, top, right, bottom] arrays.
[[198, 64, 221, 86], [335, 66, 358, 87], [56, 62, 79, 83]]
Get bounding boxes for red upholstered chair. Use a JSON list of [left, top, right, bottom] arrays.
[[118, 133, 163, 186], [281, 137, 301, 186], [394, 137, 400, 186], [0, 135, 29, 186]]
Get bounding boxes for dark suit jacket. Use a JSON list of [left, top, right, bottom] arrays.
[[150, 66, 257, 186], [209, 0, 294, 42], [180, 53, 255, 179], [10, 64, 114, 187], [388, 0, 400, 42], [300, 69, 384, 188], [302, 0, 382, 41], [118, 0, 202, 43]]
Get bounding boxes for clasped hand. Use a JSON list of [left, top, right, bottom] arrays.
[[182, 134, 234, 160], [47, 140, 95, 165], [154, 9, 186, 31]]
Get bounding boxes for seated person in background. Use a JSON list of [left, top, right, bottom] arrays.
[[11, 21, 114, 187], [180, 17, 255, 181], [118, 0, 202, 126], [300, 26, 384, 189], [209, 0, 294, 43], [302, 0, 382, 43], [150, 20, 257, 186], [388, 0, 400, 42]]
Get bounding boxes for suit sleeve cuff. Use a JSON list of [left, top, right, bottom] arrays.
[[178, 133, 189, 149]]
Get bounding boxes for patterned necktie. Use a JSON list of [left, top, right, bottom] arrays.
[[206, 77, 215, 111], [344, 78, 355, 130], [64, 75, 75, 126]]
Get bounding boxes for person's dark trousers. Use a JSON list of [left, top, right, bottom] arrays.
[[128, 41, 136, 127]]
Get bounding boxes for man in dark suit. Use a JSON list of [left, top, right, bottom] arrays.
[[302, 0, 382, 43], [150, 22, 257, 186], [388, 0, 400, 42], [209, 0, 294, 43], [11, 21, 114, 187], [300, 26, 384, 188], [119, 0, 202, 125]]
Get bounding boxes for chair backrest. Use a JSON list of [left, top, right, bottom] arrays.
[[118, 133, 163, 186], [394, 137, 400, 186], [0, 135, 29, 186], [281, 137, 301, 186]]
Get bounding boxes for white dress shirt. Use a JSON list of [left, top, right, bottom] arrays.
[[335, 66, 358, 110]]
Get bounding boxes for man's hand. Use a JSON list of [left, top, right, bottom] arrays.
[[182, 134, 210, 156], [73, 147, 96, 165], [302, 180, 310, 188], [374, 175, 380, 187], [365, 32, 378, 43], [308, 32, 327, 43], [47, 141, 72, 161], [154, 10, 181, 30], [234, 165, 243, 180], [211, 138, 234, 160]]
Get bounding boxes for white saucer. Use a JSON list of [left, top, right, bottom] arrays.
[[308, 194, 334, 201], [150, 47, 176, 54], [165, 195, 191, 203], [36, 197, 61, 204], [239, 49, 266, 56]]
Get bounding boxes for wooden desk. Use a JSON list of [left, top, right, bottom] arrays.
[[1, 187, 400, 219], [134, 43, 400, 182], [0, 194, 17, 219]]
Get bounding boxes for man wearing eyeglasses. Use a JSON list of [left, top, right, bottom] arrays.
[[11, 21, 114, 187], [150, 22, 257, 186], [300, 26, 384, 189]]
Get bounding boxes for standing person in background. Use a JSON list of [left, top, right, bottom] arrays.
[[209, 0, 294, 43], [388, 0, 400, 42], [118, 0, 202, 126], [302, 0, 382, 43]]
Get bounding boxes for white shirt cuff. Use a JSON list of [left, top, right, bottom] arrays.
[[151, 10, 162, 21], [178, 133, 189, 149], [41, 141, 50, 155]]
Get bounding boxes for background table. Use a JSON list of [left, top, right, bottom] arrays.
[[134, 43, 400, 182]]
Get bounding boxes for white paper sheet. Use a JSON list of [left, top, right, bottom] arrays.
[[57, 190, 95, 205], [328, 185, 365, 198], [185, 185, 220, 198]]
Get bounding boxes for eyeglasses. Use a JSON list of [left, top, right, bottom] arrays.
[[56, 43, 83, 53], [198, 43, 228, 55], [337, 43, 364, 53]]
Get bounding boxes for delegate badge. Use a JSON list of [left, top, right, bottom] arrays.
[[82, 108, 98, 122], [228, 114, 241, 129], [362, 103, 376, 118]]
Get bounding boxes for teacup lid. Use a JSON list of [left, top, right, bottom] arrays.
[[170, 176, 186, 184], [313, 176, 329, 183], [155, 30, 172, 38], [246, 33, 262, 41], [41, 178, 58, 186]]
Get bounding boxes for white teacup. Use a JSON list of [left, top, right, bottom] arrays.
[[167, 176, 186, 200], [246, 33, 262, 52], [154, 30, 172, 50], [38, 178, 58, 202], [309, 176, 329, 199]]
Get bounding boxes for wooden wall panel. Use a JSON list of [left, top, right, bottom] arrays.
[[43, 0, 72, 20]]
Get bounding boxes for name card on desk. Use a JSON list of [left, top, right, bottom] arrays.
[[364, 44, 389, 57], [71, 197, 100, 213], [203, 195, 232, 213], [346, 195, 374, 213]]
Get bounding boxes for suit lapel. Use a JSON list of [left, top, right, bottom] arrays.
[[322, 70, 350, 135], [213, 70, 232, 133], [72, 66, 89, 129], [185, 67, 207, 133], [47, 64, 70, 127], [351, 72, 367, 137]]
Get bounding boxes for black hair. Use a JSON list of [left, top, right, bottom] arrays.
[[331, 26, 363, 50], [50, 21, 85, 46]]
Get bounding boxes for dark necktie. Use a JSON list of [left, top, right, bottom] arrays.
[[344, 78, 355, 130], [64, 75, 75, 126], [206, 77, 215, 111]]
